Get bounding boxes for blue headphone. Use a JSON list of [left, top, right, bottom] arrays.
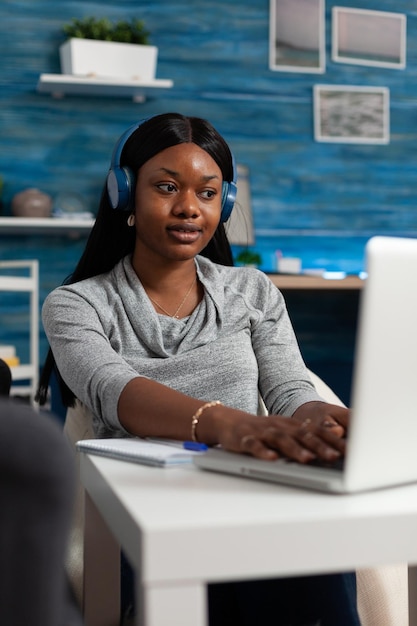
[[106, 119, 237, 222]]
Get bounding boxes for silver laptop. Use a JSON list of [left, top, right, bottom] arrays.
[[194, 236, 417, 493]]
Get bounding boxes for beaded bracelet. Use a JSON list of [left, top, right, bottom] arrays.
[[191, 400, 222, 442]]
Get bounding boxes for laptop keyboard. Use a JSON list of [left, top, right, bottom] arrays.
[[283, 456, 345, 471], [308, 456, 345, 471]]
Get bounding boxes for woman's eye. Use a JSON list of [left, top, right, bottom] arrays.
[[201, 189, 216, 199], [158, 183, 177, 192]]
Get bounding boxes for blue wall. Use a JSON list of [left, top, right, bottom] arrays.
[[1, 0, 416, 380]]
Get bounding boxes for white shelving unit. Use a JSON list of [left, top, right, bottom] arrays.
[[0, 260, 39, 404], [0, 216, 94, 236], [37, 74, 173, 103]]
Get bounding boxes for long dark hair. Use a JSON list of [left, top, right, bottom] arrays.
[[37, 113, 235, 407]]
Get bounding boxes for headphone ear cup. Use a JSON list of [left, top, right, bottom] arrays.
[[106, 166, 135, 211], [220, 180, 237, 222]]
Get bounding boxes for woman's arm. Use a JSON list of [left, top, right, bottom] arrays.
[[43, 274, 347, 463], [119, 377, 346, 464]]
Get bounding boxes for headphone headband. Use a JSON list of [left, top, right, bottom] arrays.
[[106, 117, 237, 221]]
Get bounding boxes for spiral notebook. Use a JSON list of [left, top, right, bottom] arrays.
[[76, 438, 199, 467]]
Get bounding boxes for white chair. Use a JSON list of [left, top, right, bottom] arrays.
[[64, 400, 95, 608]]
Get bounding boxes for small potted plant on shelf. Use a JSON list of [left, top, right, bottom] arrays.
[[235, 249, 263, 268], [59, 17, 157, 82], [62, 17, 150, 44]]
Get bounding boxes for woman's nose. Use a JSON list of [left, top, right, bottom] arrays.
[[172, 189, 200, 217]]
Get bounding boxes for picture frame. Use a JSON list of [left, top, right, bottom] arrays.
[[269, 0, 325, 74], [332, 7, 406, 70], [313, 85, 390, 145]]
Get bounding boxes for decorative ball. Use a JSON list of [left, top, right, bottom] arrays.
[[11, 188, 52, 218]]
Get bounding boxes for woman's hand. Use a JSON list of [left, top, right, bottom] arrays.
[[213, 402, 349, 464], [292, 401, 350, 438]]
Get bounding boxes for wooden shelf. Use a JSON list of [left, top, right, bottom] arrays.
[[0, 216, 94, 236], [37, 73, 174, 102]]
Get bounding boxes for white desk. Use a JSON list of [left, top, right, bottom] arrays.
[[80, 453, 417, 626]]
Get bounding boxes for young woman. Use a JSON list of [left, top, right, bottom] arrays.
[[37, 113, 360, 625]]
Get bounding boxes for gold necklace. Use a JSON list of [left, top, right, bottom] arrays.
[[148, 276, 197, 319]]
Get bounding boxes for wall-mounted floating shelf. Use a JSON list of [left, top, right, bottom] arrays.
[[0, 216, 94, 236], [37, 74, 173, 102]]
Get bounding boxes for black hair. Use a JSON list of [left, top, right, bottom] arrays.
[[37, 112, 235, 407]]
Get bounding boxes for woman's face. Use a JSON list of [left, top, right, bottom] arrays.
[[132, 142, 223, 264]]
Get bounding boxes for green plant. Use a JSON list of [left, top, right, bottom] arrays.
[[62, 17, 150, 45], [235, 249, 262, 267]]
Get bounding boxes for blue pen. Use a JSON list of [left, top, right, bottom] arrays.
[[183, 441, 208, 451]]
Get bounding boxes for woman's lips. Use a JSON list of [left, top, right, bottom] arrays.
[[167, 224, 201, 243]]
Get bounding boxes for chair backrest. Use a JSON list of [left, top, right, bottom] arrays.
[[63, 400, 96, 608], [306, 369, 345, 407], [64, 400, 95, 450]]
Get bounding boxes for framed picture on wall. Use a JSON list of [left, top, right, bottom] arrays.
[[269, 0, 325, 73], [332, 7, 406, 69], [314, 85, 390, 145]]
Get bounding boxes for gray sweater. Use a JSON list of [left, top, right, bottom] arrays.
[[42, 255, 320, 438]]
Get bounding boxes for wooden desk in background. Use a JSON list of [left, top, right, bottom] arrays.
[[266, 273, 364, 290]]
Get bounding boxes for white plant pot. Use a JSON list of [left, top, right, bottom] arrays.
[[59, 38, 158, 81]]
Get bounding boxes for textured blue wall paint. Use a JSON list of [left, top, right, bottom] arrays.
[[0, 0, 416, 371]]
